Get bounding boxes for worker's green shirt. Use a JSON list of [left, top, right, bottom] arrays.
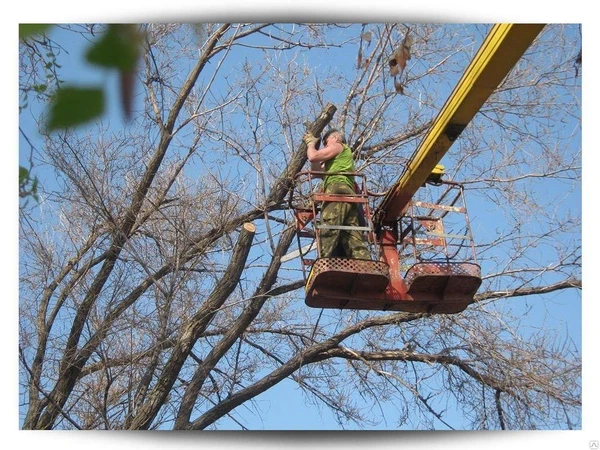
[[323, 144, 355, 191]]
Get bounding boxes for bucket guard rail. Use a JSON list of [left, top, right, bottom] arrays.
[[289, 173, 482, 313]]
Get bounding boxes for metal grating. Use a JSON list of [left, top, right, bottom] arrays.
[[307, 258, 390, 294], [405, 261, 481, 283], [404, 261, 482, 303], [310, 257, 389, 277]]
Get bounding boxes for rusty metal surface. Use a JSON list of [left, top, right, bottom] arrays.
[[405, 261, 480, 280], [306, 258, 390, 294], [305, 288, 475, 313], [305, 260, 481, 313], [404, 262, 482, 303]]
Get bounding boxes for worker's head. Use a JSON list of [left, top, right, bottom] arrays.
[[322, 129, 345, 146]]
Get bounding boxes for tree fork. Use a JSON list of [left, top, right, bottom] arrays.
[[125, 222, 256, 430], [173, 105, 339, 428]]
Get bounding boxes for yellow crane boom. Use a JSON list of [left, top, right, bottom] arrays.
[[295, 23, 547, 313], [374, 23, 545, 227]]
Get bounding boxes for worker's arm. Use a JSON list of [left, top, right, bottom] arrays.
[[306, 140, 343, 163]]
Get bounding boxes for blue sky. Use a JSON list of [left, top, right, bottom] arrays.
[[20, 22, 581, 427], [6, 2, 598, 449]]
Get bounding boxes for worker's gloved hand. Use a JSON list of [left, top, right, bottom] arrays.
[[303, 132, 319, 146]]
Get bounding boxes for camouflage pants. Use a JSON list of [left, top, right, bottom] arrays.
[[319, 182, 371, 259]]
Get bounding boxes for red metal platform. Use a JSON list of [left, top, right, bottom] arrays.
[[305, 258, 481, 313]]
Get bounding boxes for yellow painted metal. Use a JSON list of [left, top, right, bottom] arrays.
[[375, 24, 545, 226]]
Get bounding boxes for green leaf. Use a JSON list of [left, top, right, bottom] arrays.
[[19, 166, 30, 184], [19, 24, 53, 39], [46, 87, 105, 130], [86, 24, 139, 71]]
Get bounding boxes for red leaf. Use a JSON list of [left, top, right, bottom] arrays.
[[120, 71, 135, 121]]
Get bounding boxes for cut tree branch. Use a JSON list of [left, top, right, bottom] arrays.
[[125, 222, 256, 430]]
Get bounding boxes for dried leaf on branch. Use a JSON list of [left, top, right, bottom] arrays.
[[388, 30, 413, 78]]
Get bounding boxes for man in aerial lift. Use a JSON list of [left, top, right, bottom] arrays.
[[303, 129, 371, 260]]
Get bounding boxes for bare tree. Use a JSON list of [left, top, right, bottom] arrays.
[[19, 23, 581, 430]]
